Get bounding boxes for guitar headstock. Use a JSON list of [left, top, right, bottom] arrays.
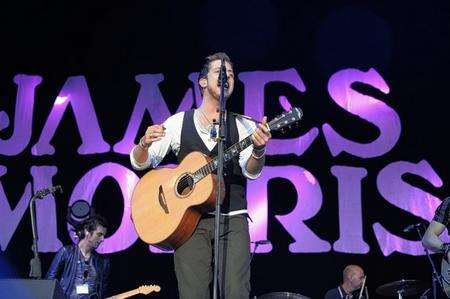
[[138, 284, 161, 295], [268, 107, 303, 133]]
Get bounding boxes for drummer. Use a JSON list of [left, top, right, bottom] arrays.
[[324, 265, 368, 299]]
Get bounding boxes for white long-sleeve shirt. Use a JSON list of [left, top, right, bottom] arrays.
[[130, 111, 261, 216]]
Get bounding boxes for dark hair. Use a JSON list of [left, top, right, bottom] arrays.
[[75, 214, 108, 240], [198, 52, 233, 92]]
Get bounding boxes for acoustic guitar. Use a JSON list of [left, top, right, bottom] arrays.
[[131, 107, 303, 250], [106, 284, 161, 299]]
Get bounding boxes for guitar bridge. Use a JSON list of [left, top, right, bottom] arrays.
[[158, 185, 169, 214]]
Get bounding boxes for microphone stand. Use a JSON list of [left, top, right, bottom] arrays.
[[415, 225, 443, 299], [28, 186, 62, 279], [248, 241, 264, 299], [29, 193, 42, 279], [212, 58, 228, 299]]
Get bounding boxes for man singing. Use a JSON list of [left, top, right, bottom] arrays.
[[130, 52, 271, 298]]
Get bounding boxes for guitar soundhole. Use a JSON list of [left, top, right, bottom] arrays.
[[176, 173, 194, 196]]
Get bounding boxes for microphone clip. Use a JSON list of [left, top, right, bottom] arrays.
[[34, 185, 63, 199]]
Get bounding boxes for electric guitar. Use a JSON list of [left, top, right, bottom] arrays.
[[106, 284, 161, 299], [131, 107, 303, 250]]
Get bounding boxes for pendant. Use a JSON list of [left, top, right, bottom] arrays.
[[210, 125, 217, 141]]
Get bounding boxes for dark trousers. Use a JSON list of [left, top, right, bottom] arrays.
[[174, 214, 251, 299]]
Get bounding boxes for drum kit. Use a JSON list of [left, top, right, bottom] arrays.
[[255, 279, 430, 299], [257, 292, 311, 299], [375, 279, 430, 299]]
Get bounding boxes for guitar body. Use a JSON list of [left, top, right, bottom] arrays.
[[131, 107, 303, 250], [442, 258, 450, 297], [131, 151, 222, 250]]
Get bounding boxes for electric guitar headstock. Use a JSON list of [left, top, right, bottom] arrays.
[[138, 284, 161, 295]]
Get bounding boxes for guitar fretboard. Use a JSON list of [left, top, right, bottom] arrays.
[[192, 135, 253, 182], [190, 107, 302, 183]]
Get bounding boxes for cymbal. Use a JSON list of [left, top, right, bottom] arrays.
[[258, 292, 311, 299], [376, 279, 428, 297]]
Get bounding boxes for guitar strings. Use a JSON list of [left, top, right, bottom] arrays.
[[178, 136, 251, 186], [176, 111, 294, 188]]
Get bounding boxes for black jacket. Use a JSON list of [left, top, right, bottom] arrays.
[[46, 245, 110, 298]]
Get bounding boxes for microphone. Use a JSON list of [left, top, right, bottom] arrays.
[[403, 223, 423, 233], [217, 58, 228, 89], [251, 240, 271, 245], [34, 185, 63, 199]]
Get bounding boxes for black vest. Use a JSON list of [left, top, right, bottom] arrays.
[[177, 109, 247, 213]]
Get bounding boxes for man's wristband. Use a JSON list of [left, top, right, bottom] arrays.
[[252, 146, 266, 160], [138, 137, 150, 150]]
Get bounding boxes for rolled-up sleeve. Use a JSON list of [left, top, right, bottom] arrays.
[[240, 146, 261, 179], [236, 118, 261, 180], [129, 112, 183, 170], [130, 148, 151, 170]]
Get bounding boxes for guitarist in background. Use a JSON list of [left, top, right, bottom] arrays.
[[46, 215, 110, 298], [130, 52, 271, 299], [422, 197, 450, 298], [423, 197, 450, 254]]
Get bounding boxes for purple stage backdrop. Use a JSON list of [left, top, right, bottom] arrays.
[[1, 1, 449, 298], [1, 69, 445, 256]]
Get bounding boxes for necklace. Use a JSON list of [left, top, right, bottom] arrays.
[[78, 246, 91, 262], [195, 108, 218, 141]]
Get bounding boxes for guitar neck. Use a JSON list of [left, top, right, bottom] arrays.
[[106, 288, 139, 299], [193, 135, 253, 182], [191, 107, 303, 182]]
